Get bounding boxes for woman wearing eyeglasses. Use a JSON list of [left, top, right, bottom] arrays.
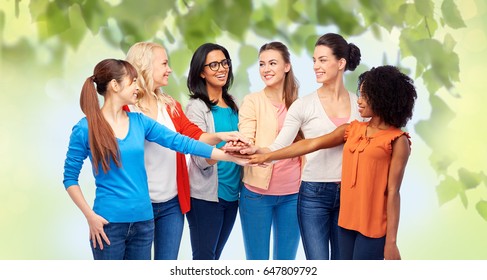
[[185, 43, 242, 260], [124, 42, 248, 260]]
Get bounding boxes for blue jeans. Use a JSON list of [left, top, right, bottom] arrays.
[[239, 187, 300, 260], [91, 219, 154, 260], [152, 196, 184, 260], [297, 181, 340, 260], [186, 197, 238, 260], [338, 227, 386, 260]]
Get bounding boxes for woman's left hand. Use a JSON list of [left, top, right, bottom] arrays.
[[384, 242, 401, 260], [217, 131, 251, 145]]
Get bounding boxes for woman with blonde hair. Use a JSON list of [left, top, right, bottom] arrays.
[[63, 58, 246, 260], [125, 42, 247, 259]]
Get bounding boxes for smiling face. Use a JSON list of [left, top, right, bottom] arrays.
[[259, 49, 290, 88], [312, 45, 345, 84], [152, 47, 172, 89], [357, 84, 374, 118], [200, 50, 229, 90], [119, 75, 139, 105]]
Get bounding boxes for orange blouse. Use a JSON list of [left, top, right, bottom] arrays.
[[339, 121, 410, 238]]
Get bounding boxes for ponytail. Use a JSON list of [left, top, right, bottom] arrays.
[[80, 59, 133, 174]]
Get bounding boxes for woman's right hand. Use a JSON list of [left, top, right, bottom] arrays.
[[248, 153, 272, 166], [86, 211, 110, 250], [222, 142, 259, 156]]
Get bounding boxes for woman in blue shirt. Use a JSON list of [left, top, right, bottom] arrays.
[[63, 58, 246, 260], [185, 43, 242, 259]]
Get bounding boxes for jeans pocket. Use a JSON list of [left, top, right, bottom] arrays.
[[299, 181, 321, 198], [243, 188, 263, 201]]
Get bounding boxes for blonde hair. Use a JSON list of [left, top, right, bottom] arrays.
[[126, 42, 177, 115]]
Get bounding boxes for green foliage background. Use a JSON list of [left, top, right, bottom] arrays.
[[1, 0, 486, 259]]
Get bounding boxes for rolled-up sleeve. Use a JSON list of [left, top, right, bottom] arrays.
[[63, 123, 89, 188]]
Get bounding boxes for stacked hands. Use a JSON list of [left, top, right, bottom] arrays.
[[220, 132, 270, 166]]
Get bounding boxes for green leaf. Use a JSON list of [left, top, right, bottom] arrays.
[[475, 201, 487, 222], [117, 20, 147, 50], [37, 2, 71, 38], [100, 20, 123, 49], [400, 3, 422, 27], [288, 0, 306, 23], [290, 24, 317, 53], [414, 0, 434, 17], [344, 64, 369, 94], [436, 175, 462, 206], [441, 0, 466, 29], [253, 17, 278, 39], [0, 11, 4, 34], [175, 5, 219, 50], [163, 28, 175, 45], [238, 45, 258, 68], [28, 0, 49, 21], [316, 1, 362, 35], [458, 168, 482, 190], [58, 4, 87, 49], [443, 33, 457, 53], [423, 68, 446, 93], [427, 152, 456, 175], [482, 172, 487, 187], [169, 47, 193, 77], [407, 37, 459, 92], [163, 75, 182, 101], [398, 16, 438, 61], [212, 0, 252, 40], [415, 95, 455, 148], [459, 191, 468, 208]]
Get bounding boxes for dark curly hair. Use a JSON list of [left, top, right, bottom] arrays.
[[358, 65, 417, 128]]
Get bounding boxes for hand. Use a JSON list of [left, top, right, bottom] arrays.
[[233, 157, 250, 166], [238, 144, 259, 155], [221, 140, 251, 153], [217, 131, 252, 145], [384, 242, 401, 260], [86, 211, 110, 250], [248, 153, 272, 165]]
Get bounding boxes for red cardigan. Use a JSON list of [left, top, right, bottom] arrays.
[[123, 102, 204, 214]]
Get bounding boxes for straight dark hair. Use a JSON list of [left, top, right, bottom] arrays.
[[315, 33, 361, 71], [187, 43, 238, 112]]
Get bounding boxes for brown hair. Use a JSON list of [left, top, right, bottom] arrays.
[[79, 59, 138, 174], [259, 42, 303, 142], [259, 41, 299, 110], [315, 33, 361, 71]]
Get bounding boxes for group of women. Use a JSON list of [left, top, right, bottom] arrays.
[[62, 32, 417, 261]]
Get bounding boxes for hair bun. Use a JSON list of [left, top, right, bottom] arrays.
[[347, 43, 361, 71]]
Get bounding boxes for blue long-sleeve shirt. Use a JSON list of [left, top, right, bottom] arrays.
[[63, 112, 213, 223]]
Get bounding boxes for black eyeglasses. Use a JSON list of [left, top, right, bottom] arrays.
[[204, 59, 231, 71]]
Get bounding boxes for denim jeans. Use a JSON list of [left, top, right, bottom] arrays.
[[152, 196, 184, 260], [186, 197, 238, 260], [338, 227, 386, 260], [239, 187, 300, 260], [91, 219, 154, 260], [297, 181, 340, 260]]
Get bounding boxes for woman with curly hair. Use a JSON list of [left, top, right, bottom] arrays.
[[231, 33, 364, 260], [247, 65, 417, 260]]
